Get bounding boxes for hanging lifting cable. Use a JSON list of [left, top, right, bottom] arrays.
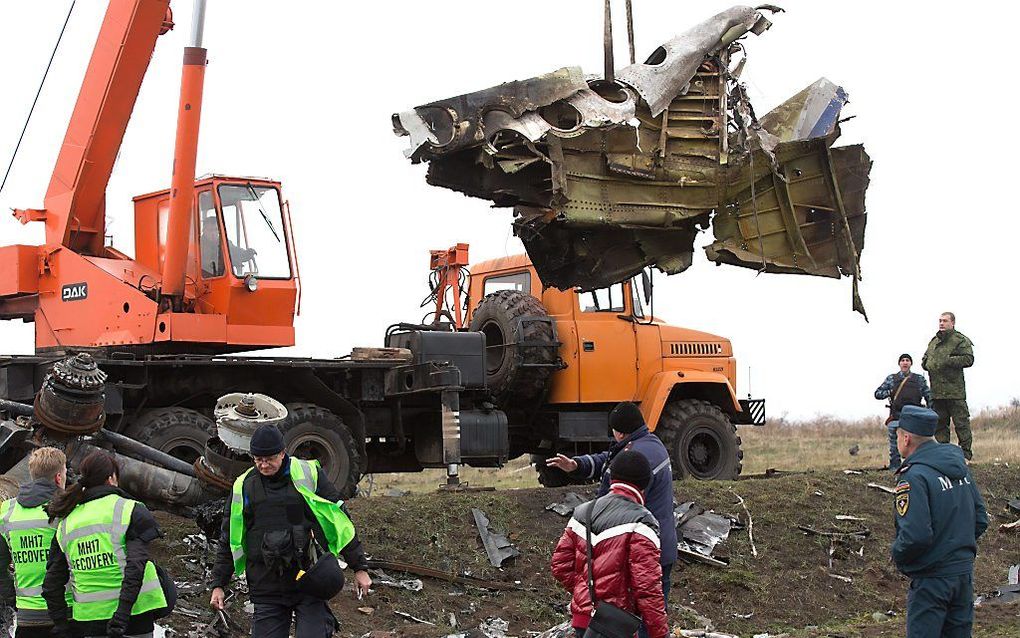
[[0, 0, 77, 199]]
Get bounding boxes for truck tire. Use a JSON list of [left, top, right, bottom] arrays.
[[531, 453, 574, 488], [469, 290, 557, 404], [654, 399, 742, 480], [280, 404, 361, 499], [122, 408, 215, 465]]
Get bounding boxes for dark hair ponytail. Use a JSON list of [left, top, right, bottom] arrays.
[[47, 450, 119, 521]]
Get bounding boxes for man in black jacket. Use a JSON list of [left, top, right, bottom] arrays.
[[874, 353, 931, 471], [210, 425, 371, 637]]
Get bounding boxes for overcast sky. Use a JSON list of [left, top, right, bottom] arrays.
[[1, 1, 1017, 421]]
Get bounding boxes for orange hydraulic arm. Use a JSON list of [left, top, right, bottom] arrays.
[[13, 0, 174, 255]]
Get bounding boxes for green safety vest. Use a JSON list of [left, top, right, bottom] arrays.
[[54, 494, 167, 622], [0, 498, 72, 611], [229, 457, 356, 576]]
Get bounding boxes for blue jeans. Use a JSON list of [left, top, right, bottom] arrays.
[[887, 423, 901, 471], [635, 563, 672, 638]]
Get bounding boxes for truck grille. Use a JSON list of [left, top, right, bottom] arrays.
[[666, 342, 725, 356]]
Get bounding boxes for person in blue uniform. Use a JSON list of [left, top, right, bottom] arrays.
[[891, 405, 988, 637]]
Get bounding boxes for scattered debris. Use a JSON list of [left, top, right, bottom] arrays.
[[798, 525, 870, 539], [532, 621, 573, 638], [472, 508, 521, 567], [828, 573, 853, 584], [1000, 518, 1020, 533], [867, 482, 896, 494], [843, 469, 862, 475], [834, 515, 867, 522], [366, 558, 521, 591], [479, 618, 511, 638], [678, 605, 716, 631], [974, 564, 1020, 607], [677, 630, 738, 638], [675, 502, 733, 565], [357, 607, 375, 615], [848, 444, 860, 456], [1008, 498, 1020, 515], [729, 491, 757, 558], [368, 568, 424, 592], [394, 610, 436, 626], [546, 492, 585, 517]]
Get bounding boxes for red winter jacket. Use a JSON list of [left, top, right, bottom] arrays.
[[550, 483, 666, 638]]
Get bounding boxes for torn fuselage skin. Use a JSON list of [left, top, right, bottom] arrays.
[[394, 5, 871, 316]]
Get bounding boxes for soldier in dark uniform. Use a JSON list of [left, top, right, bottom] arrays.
[[874, 353, 931, 471], [922, 312, 975, 461], [892, 405, 988, 638]]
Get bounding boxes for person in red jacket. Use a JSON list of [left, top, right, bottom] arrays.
[[551, 451, 667, 638]]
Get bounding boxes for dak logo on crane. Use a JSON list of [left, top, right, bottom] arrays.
[[61, 282, 87, 302]]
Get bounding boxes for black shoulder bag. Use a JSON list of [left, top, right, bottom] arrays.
[[582, 501, 643, 638]]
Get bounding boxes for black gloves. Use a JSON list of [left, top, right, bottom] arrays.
[[106, 608, 131, 638]]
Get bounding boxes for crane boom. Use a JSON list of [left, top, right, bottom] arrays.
[[22, 0, 172, 255]]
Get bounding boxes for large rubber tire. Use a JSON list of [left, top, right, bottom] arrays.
[[122, 408, 216, 465], [468, 290, 557, 403], [279, 403, 361, 499], [531, 453, 573, 488], [654, 399, 743, 480]]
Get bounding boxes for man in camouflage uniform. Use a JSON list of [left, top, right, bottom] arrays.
[[922, 312, 975, 461]]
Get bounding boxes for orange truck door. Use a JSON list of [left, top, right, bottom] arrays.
[[575, 283, 638, 402]]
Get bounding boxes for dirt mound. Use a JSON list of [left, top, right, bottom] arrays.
[[151, 465, 1019, 637]]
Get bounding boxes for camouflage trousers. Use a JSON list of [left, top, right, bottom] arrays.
[[931, 399, 972, 460]]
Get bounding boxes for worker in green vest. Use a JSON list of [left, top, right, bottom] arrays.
[[210, 424, 372, 637], [42, 450, 170, 638], [0, 447, 71, 638]]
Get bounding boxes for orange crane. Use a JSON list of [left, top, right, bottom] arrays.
[[0, 0, 297, 354]]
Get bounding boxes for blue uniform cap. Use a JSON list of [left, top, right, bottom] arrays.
[[895, 405, 938, 436]]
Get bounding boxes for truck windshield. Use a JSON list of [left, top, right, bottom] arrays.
[[217, 184, 291, 279]]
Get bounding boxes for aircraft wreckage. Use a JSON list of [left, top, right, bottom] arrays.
[[393, 6, 872, 316]]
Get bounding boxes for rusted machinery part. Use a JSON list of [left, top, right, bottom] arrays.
[[0, 399, 34, 419], [195, 436, 251, 492], [214, 393, 287, 454], [68, 443, 217, 508], [193, 457, 231, 493], [94, 429, 198, 478], [33, 354, 108, 435], [33, 391, 105, 435]]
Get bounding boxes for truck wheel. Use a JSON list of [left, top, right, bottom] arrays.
[[280, 404, 361, 499], [469, 290, 557, 404], [654, 399, 742, 480], [531, 454, 573, 488], [123, 408, 215, 465]]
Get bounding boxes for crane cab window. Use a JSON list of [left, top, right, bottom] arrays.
[[217, 184, 291, 279], [483, 272, 531, 296], [581, 282, 626, 313], [198, 191, 224, 278]]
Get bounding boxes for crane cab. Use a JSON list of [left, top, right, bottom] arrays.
[[131, 174, 298, 352]]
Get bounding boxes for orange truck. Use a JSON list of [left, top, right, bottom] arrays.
[[448, 248, 762, 483], [0, 1, 760, 495]]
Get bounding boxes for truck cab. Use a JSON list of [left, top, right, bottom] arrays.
[[465, 254, 763, 480]]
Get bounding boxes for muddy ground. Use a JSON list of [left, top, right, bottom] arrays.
[[150, 465, 1020, 638]]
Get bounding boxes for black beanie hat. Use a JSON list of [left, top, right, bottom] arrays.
[[609, 402, 645, 434], [249, 424, 285, 456], [610, 450, 651, 491], [898, 353, 912, 363]]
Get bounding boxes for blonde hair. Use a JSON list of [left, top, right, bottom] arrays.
[[28, 447, 67, 481]]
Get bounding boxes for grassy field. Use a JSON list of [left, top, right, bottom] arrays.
[[364, 403, 1020, 492]]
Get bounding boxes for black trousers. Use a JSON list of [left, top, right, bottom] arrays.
[[14, 626, 55, 638], [251, 593, 337, 638]]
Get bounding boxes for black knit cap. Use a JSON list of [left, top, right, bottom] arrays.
[[610, 450, 651, 491], [249, 424, 285, 456], [898, 353, 912, 363], [608, 401, 645, 434]]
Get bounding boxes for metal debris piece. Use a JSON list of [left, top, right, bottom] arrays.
[[843, 469, 862, 475], [974, 565, 1020, 607], [867, 482, 896, 494], [835, 514, 867, 522], [479, 618, 510, 638], [828, 572, 853, 584], [532, 621, 573, 638], [394, 610, 436, 626], [472, 508, 521, 567], [797, 525, 870, 539], [366, 558, 521, 590], [357, 607, 374, 615], [394, 7, 871, 316], [1008, 498, 1020, 515], [368, 568, 423, 592], [676, 502, 733, 560], [546, 492, 585, 517], [729, 491, 757, 557]]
